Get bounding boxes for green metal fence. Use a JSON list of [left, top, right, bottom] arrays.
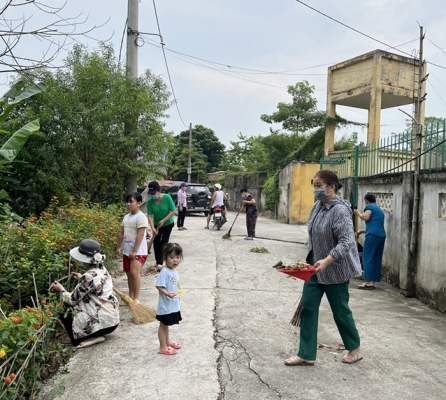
[[423, 119, 446, 170], [320, 119, 446, 180]]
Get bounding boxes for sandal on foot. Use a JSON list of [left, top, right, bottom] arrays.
[[284, 356, 315, 366], [158, 347, 177, 355], [169, 342, 181, 349], [358, 284, 375, 290], [204, 226, 209, 229], [342, 353, 363, 364], [76, 336, 105, 349]]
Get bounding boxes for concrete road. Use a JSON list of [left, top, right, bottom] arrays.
[[41, 211, 446, 400]]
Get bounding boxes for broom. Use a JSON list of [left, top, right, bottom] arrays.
[[147, 231, 157, 254], [290, 297, 303, 327], [114, 287, 156, 325], [222, 206, 244, 240]]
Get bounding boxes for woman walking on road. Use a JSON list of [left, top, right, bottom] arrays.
[[177, 182, 188, 231], [284, 170, 363, 366], [240, 188, 258, 240], [146, 181, 177, 271], [354, 193, 386, 290]]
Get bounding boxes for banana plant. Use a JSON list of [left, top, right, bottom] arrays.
[[0, 82, 46, 200]]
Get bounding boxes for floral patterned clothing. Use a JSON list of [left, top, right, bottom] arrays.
[[61, 265, 120, 339]]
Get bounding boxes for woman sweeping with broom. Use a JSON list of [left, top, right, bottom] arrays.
[[284, 170, 362, 366], [240, 188, 258, 240]]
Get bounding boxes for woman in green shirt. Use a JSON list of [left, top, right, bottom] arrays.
[[146, 181, 177, 270]]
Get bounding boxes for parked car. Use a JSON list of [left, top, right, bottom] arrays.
[[166, 183, 212, 216]]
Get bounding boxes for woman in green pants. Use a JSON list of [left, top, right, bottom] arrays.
[[284, 170, 363, 366]]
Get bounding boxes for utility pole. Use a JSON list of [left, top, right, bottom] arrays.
[[410, 24, 428, 255], [125, 0, 139, 194], [187, 123, 192, 182]]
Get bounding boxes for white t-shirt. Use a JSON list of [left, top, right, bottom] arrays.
[[122, 211, 149, 256], [211, 190, 224, 207]]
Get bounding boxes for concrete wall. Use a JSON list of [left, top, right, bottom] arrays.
[[345, 170, 446, 312], [278, 162, 320, 224], [354, 173, 414, 294], [417, 173, 446, 309], [224, 173, 267, 212], [290, 163, 319, 223], [278, 163, 293, 222]]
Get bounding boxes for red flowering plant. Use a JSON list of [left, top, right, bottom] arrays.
[[0, 198, 125, 397], [0, 295, 62, 398]]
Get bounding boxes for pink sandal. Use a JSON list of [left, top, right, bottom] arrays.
[[169, 342, 181, 349], [158, 347, 177, 355]]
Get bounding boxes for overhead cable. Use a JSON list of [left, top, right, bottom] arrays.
[[152, 0, 187, 127]]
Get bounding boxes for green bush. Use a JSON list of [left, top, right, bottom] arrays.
[[0, 197, 124, 308], [262, 171, 280, 213], [0, 198, 125, 397]]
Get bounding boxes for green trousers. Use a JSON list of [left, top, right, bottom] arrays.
[[297, 275, 360, 360]]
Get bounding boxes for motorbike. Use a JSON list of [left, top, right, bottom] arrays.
[[212, 206, 226, 231]]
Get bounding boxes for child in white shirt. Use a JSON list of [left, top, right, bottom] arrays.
[[117, 192, 148, 303]]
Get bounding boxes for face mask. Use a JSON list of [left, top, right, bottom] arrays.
[[313, 187, 329, 202], [151, 195, 159, 200]]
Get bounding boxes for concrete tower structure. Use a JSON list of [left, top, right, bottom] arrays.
[[325, 49, 426, 156]]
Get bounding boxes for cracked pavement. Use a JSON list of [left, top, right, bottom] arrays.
[[41, 212, 446, 400]]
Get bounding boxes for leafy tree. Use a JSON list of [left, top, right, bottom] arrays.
[[2, 43, 171, 215], [169, 143, 208, 183], [223, 133, 269, 173], [0, 82, 46, 201], [170, 125, 225, 174], [260, 81, 325, 135]]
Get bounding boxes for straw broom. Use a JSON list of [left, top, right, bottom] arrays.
[[114, 287, 156, 325], [290, 297, 303, 327], [272, 260, 303, 327], [222, 206, 244, 240]]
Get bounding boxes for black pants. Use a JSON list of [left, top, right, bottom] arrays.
[[177, 207, 187, 228], [154, 222, 174, 265], [60, 307, 118, 347]]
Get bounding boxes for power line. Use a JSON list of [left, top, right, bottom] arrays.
[[295, 0, 446, 71], [295, 0, 415, 58], [426, 37, 446, 57], [142, 35, 419, 78], [152, 0, 187, 128], [118, 18, 127, 67], [428, 80, 446, 107]]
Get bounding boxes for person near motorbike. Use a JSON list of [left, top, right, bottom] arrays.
[[205, 183, 227, 229]]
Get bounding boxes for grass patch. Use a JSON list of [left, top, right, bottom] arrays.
[[250, 246, 269, 254]]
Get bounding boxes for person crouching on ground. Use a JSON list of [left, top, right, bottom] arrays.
[[155, 242, 183, 355], [116, 192, 149, 304], [50, 239, 120, 349]]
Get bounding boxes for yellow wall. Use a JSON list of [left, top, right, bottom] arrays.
[[290, 163, 320, 223]]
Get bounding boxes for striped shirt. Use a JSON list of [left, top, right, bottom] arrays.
[[308, 196, 362, 284]]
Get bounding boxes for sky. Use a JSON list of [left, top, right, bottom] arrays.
[[3, 0, 446, 148]]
